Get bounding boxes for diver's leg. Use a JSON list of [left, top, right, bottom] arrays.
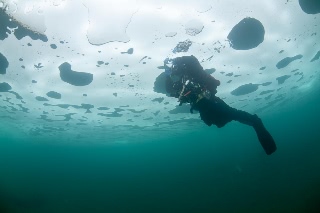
[[209, 97, 258, 126], [229, 108, 259, 126], [197, 97, 276, 154], [228, 107, 277, 155]]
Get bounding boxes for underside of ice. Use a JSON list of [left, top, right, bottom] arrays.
[[0, 0, 319, 141]]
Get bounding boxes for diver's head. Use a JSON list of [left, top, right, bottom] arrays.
[[164, 58, 173, 76], [164, 57, 184, 76]]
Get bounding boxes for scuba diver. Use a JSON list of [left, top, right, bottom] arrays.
[[164, 55, 276, 155]]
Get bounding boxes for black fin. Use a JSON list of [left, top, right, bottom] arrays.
[[253, 117, 277, 155]]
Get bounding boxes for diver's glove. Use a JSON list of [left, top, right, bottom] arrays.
[[178, 96, 189, 106]]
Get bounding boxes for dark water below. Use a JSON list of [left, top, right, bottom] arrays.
[[1, 89, 320, 213]]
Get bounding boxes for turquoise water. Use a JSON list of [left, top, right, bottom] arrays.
[[1, 88, 320, 213], [1, 1, 320, 212]]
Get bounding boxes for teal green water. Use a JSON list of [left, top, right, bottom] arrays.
[[1, 89, 320, 213]]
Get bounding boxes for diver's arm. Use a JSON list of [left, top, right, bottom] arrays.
[[165, 76, 176, 97], [165, 76, 182, 98]]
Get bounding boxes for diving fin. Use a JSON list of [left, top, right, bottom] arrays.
[[252, 115, 277, 155]]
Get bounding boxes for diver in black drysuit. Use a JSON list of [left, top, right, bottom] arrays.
[[164, 55, 276, 155]]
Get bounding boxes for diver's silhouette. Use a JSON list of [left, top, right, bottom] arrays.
[[164, 55, 276, 155]]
